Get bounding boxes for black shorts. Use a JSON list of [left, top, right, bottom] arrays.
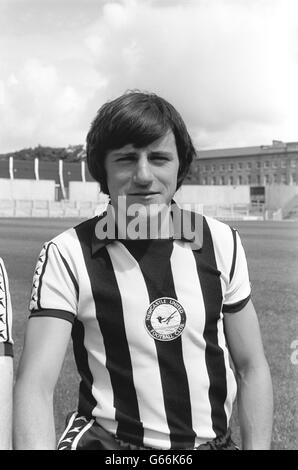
[[57, 412, 239, 451]]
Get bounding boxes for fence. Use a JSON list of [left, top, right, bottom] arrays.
[[0, 199, 272, 220], [202, 203, 266, 220], [0, 199, 108, 218]]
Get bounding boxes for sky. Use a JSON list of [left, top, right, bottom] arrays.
[[1, 0, 298, 153]]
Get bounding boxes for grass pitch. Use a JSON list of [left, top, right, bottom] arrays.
[[0, 217, 297, 450]]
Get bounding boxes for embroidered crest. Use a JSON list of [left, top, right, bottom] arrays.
[[145, 297, 186, 342]]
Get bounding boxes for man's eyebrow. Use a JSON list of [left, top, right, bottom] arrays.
[[149, 151, 173, 156], [109, 149, 174, 158], [110, 151, 138, 158]]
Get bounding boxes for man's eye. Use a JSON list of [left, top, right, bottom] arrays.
[[150, 155, 169, 161], [117, 156, 135, 162]]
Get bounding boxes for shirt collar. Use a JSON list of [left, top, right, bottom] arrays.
[[91, 200, 203, 256]]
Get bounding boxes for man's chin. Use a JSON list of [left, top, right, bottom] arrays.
[[111, 195, 172, 217]]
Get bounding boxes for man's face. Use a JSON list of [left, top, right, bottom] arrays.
[[105, 131, 179, 212]]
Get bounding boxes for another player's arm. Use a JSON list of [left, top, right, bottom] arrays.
[[0, 258, 13, 449], [224, 299, 273, 450], [0, 356, 13, 449], [14, 316, 72, 450]]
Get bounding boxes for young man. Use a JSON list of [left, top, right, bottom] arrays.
[[14, 91, 273, 450], [0, 258, 13, 450]]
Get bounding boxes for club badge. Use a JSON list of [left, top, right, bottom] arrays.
[[145, 297, 186, 342]]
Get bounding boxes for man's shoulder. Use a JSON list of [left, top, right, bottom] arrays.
[[0, 257, 7, 275], [203, 215, 235, 245], [204, 215, 233, 233], [46, 216, 99, 249], [0, 257, 6, 283]]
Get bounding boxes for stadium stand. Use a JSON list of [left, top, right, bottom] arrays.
[[0, 157, 107, 217], [39, 160, 60, 183], [0, 159, 9, 179], [63, 162, 82, 185], [13, 160, 35, 179]]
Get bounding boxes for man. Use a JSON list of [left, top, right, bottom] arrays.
[[0, 258, 13, 450], [14, 91, 273, 450]]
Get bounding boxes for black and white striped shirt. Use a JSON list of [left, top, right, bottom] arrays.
[[0, 258, 13, 357], [29, 210, 251, 449]]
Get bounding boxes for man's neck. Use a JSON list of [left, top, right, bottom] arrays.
[[112, 202, 174, 240]]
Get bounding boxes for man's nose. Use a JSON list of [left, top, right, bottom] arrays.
[[133, 158, 153, 185]]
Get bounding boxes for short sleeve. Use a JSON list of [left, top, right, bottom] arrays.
[[222, 230, 251, 314], [0, 258, 13, 357], [29, 242, 78, 323]]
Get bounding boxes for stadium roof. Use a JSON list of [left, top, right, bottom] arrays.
[[197, 141, 298, 160]]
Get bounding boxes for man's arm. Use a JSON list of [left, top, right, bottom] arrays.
[[0, 356, 13, 449], [14, 316, 72, 450], [224, 300, 273, 450]]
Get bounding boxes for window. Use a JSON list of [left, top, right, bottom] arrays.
[[281, 160, 287, 168], [238, 162, 243, 169], [220, 176, 225, 185], [238, 175, 243, 185], [256, 162, 261, 168], [264, 174, 270, 184], [220, 164, 225, 171], [247, 162, 252, 169], [292, 173, 297, 183], [273, 174, 278, 183], [264, 161, 270, 168], [211, 164, 216, 171], [281, 174, 287, 184], [291, 160, 297, 168], [229, 176, 234, 185], [229, 163, 234, 170], [272, 161, 278, 168], [202, 177, 208, 185], [211, 176, 216, 185], [256, 175, 261, 184], [247, 175, 251, 184]]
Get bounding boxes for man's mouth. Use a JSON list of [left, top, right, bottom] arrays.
[[128, 192, 159, 196]]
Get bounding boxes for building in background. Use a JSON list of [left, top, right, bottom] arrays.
[[191, 140, 298, 205], [195, 140, 298, 186]]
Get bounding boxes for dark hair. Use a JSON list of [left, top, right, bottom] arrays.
[[86, 90, 196, 194]]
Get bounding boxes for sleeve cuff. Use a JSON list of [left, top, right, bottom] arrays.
[[0, 343, 13, 357], [222, 294, 251, 314], [29, 309, 75, 325]]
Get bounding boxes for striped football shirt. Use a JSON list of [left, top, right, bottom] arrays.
[[29, 208, 251, 449]]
